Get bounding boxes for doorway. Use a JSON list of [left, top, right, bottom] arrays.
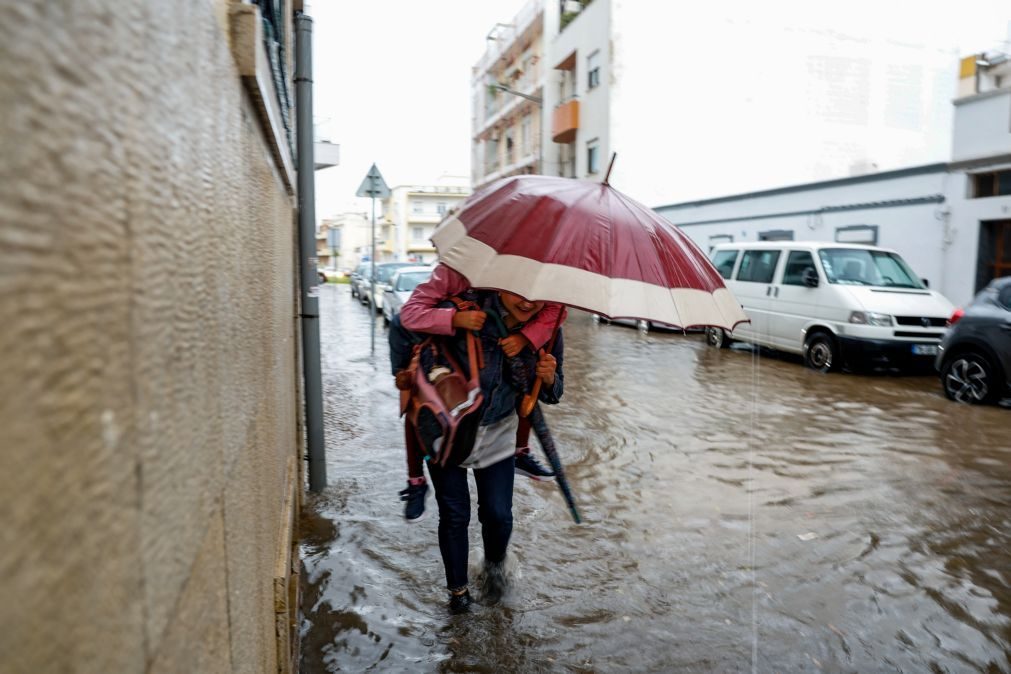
[[977, 220, 1011, 291]]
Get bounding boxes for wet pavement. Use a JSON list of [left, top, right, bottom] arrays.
[[300, 284, 1011, 673]]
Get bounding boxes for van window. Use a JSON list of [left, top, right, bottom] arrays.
[[737, 250, 781, 283], [711, 250, 739, 279], [818, 248, 924, 288], [782, 251, 816, 285]]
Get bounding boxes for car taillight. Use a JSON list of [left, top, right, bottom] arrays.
[[947, 308, 964, 326]]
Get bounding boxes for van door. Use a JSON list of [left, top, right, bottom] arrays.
[[769, 249, 821, 353], [731, 248, 782, 345]]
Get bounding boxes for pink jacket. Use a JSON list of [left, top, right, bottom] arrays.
[[400, 263, 566, 349]]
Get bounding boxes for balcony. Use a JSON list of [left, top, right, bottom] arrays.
[[551, 99, 579, 143]]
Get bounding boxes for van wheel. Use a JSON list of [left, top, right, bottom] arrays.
[[804, 333, 836, 372], [942, 352, 997, 404], [706, 327, 730, 349]]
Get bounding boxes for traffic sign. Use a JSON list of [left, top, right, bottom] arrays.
[[355, 163, 390, 199]]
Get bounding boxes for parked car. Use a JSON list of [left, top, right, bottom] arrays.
[[705, 241, 955, 372], [349, 262, 372, 299], [361, 262, 417, 311], [935, 276, 1011, 404], [381, 266, 433, 325]]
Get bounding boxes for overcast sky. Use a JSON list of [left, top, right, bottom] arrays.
[[310, 0, 528, 221], [309, 1, 1010, 223]]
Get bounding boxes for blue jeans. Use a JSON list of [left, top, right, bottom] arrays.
[[427, 455, 515, 590]]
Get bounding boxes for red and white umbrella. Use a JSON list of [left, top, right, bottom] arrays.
[[432, 174, 748, 330]]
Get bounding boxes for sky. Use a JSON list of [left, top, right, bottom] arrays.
[[308, 1, 1010, 224], [310, 0, 529, 222]]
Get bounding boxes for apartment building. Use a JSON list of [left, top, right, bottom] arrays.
[[319, 212, 370, 271], [380, 181, 472, 263], [474, 1, 996, 208], [470, 0, 546, 190]]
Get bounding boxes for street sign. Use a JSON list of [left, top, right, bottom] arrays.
[[355, 163, 391, 199]]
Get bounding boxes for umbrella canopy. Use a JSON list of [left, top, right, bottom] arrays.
[[432, 175, 748, 330]]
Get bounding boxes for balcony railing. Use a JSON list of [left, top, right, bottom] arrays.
[[551, 98, 579, 143]]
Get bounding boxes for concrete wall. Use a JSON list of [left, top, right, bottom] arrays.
[[0, 1, 301, 672], [952, 90, 1011, 162]]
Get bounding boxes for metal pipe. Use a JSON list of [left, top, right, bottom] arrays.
[[295, 12, 327, 492], [370, 193, 376, 354]]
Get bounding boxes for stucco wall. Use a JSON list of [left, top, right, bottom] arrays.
[[0, 1, 300, 673]]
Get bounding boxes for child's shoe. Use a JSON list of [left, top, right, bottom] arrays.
[[399, 481, 428, 522], [514, 449, 555, 481]]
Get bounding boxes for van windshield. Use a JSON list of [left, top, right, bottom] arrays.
[[818, 248, 924, 289]]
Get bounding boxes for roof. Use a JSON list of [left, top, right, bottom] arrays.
[[655, 163, 949, 212]]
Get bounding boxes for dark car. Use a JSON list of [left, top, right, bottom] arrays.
[[935, 277, 1011, 404]]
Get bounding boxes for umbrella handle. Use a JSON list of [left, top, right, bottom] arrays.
[[519, 310, 564, 417], [520, 381, 541, 417]]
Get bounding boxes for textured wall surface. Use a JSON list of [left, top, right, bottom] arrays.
[[0, 1, 300, 672]]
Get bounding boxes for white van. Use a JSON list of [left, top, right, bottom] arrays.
[[706, 241, 955, 371]]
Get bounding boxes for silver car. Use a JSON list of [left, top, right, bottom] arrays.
[[382, 266, 433, 325], [361, 262, 416, 312]]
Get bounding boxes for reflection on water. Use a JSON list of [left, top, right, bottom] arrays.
[[301, 285, 1011, 672]]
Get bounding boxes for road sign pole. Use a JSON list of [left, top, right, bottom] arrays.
[[355, 163, 390, 359], [370, 186, 376, 354]]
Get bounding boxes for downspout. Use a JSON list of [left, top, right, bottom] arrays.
[[295, 12, 327, 492]]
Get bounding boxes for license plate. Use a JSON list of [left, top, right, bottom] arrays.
[[912, 344, 938, 356]]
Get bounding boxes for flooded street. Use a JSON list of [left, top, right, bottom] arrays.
[[300, 284, 1011, 673]]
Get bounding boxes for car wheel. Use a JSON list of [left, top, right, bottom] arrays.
[[706, 327, 730, 349], [942, 352, 997, 404], [803, 333, 837, 373], [351, 286, 357, 298]]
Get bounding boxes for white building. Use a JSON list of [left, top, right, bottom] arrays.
[[474, 0, 1007, 205], [656, 50, 1011, 307], [471, 0, 546, 190], [380, 180, 472, 263], [320, 212, 370, 270]]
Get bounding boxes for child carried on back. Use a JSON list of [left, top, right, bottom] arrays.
[[389, 262, 566, 523]]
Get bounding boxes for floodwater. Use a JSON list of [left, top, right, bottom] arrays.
[[300, 284, 1011, 673]]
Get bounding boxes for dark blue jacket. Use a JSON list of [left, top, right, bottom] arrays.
[[389, 290, 563, 426]]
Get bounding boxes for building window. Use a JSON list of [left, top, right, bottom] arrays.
[[758, 229, 794, 241], [521, 114, 532, 156], [972, 170, 1011, 198], [412, 226, 424, 241], [411, 201, 423, 214], [587, 139, 600, 174], [587, 50, 600, 90], [835, 224, 878, 245], [437, 202, 447, 215]]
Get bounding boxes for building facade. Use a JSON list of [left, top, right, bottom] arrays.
[[1, 1, 306, 672], [656, 47, 1011, 308], [319, 211, 370, 271], [380, 181, 472, 263], [470, 0, 546, 190]]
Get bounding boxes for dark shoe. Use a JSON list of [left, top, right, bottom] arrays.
[[449, 588, 472, 614], [399, 482, 427, 523], [480, 560, 508, 605], [514, 450, 555, 481]]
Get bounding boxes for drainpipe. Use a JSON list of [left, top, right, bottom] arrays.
[[295, 12, 326, 492]]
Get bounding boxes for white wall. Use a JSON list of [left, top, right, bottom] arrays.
[[944, 169, 1011, 303], [952, 90, 1011, 162]]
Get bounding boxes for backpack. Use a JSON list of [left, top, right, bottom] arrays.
[[399, 298, 485, 467]]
